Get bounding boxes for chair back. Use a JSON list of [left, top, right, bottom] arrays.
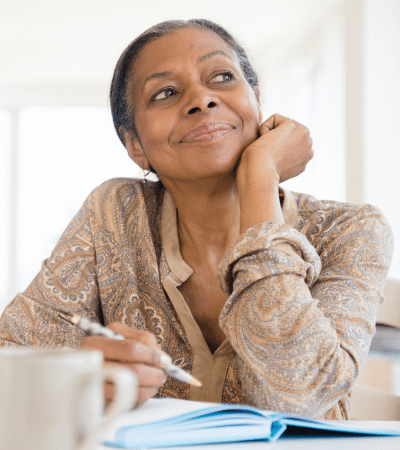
[[377, 278, 400, 328], [351, 278, 400, 419], [351, 384, 400, 420], [357, 355, 400, 394]]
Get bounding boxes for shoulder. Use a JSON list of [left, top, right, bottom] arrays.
[[86, 177, 164, 207], [291, 190, 391, 231], [288, 190, 393, 291], [290, 190, 393, 256], [87, 177, 159, 199], [84, 178, 165, 228]]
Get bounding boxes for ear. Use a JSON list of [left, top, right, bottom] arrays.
[[121, 129, 150, 170], [258, 106, 263, 125], [255, 89, 263, 124]]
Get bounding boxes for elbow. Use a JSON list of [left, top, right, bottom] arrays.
[[239, 342, 361, 418]]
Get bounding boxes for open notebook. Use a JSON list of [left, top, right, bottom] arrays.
[[102, 398, 400, 448]]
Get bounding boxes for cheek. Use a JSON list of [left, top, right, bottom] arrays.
[[240, 99, 260, 141], [136, 113, 172, 149], [237, 86, 260, 127]]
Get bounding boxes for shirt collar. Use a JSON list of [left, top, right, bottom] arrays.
[[279, 185, 298, 228], [161, 190, 193, 285], [161, 186, 298, 284]]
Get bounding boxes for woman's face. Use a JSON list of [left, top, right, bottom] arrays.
[[127, 27, 261, 184]]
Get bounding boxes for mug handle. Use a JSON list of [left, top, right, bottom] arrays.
[[77, 366, 138, 450]]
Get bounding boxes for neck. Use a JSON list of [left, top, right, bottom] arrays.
[[163, 175, 241, 266]]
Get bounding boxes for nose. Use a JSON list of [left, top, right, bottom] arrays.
[[183, 84, 219, 116]]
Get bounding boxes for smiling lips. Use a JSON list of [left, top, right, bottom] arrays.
[[181, 121, 234, 143]]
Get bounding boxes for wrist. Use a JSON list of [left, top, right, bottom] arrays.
[[237, 164, 280, 200], [238, 168, 283, 234]]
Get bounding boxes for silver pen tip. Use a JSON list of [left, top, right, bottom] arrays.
[[189, 377, 202, 387], [69, 314, 81, 325]]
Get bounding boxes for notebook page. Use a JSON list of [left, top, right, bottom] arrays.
[[101, 398, 221, 441]]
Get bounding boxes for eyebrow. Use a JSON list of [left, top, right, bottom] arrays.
[[142, 51, 234, 91], [142, 71, 172, 91], [197, 50, 233, 63]]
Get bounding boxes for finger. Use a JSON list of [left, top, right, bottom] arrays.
[[104, 379, 160, 408], [106, 361, 167, 387], [80, 335, 170, 368], [136, 387, 160, 406], [107, 323, 159, 349], [258, 121, 271, 136], [262, 113, 290, 132]]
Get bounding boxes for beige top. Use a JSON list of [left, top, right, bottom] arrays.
[[161, 185, 298, 403], [0, 178, 393, 420]]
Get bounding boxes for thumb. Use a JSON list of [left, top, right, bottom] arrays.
[[259, 113, 280, 136], [258, 121, 271, 136], [260, 113, 291, 135]]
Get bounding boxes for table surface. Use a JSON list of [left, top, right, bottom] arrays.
[[97, 421, 400, 450], [370, 324, 400, 356]]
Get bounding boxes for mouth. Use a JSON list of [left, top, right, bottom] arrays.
[[180, 121, 234, 144]]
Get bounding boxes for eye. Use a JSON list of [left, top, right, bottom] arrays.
[[152, 87, 177, 102], [210, 71, 234, 83]]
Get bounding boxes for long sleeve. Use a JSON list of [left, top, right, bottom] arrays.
[[0, 193, 101, 348], [217, 203, 393, 418]]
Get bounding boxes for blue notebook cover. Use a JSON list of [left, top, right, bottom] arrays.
[[102, 398, 400, 448]]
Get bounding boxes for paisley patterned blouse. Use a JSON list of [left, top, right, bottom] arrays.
[[0, 178, 393, 420]]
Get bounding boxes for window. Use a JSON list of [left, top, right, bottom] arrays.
[[0, 3, 398, 315], [0, 106, 142, 312], [0, 110, 12, 309]]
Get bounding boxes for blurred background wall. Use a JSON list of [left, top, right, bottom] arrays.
[[0, 0, 399, 312]]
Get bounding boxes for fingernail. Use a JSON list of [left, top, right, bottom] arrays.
[[159, 353, 172, 367]]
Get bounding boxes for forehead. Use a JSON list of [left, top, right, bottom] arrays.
[[132, 27, 237, 80]]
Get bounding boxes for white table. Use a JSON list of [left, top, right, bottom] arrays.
[[97, 421, 400, 450]]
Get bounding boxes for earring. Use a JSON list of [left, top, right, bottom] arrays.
[[142, 169, 151, 184]]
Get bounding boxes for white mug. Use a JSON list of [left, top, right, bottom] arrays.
[[0, 347, 137, 450]]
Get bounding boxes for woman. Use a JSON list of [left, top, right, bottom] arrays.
[[0, 19, 393, 419]]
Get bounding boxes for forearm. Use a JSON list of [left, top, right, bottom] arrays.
[[237, 163, 283, 234], [217, 210, 389, 417], [220, 267, 366, 417], [0, 293, 87, 348]]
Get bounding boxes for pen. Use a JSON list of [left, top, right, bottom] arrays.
[[68, 314, 202, 387]]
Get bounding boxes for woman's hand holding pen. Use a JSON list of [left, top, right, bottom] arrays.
[[79, 322, 170, 407]]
